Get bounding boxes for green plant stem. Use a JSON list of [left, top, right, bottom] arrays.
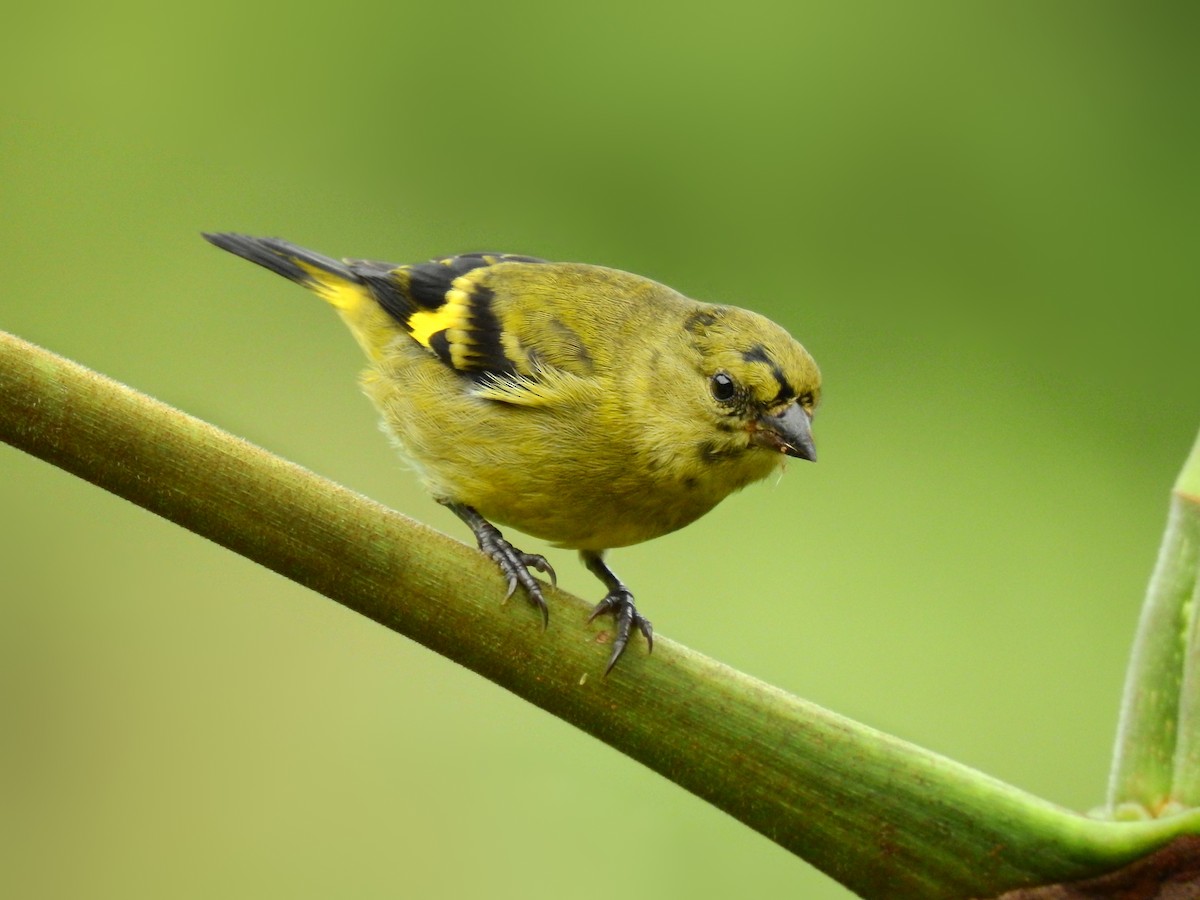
[[1108, 433, 1200, 817], [1174, 437, 1200, 809], [2, 329, 1197, 899]]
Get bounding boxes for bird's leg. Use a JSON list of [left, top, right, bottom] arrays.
[[581, 550, 653, 675], [440, 500, 555, 628]]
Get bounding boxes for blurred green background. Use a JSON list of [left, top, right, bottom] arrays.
[[2, 2, 1197, 897]]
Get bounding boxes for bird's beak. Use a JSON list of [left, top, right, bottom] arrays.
[[753, 403, 817, 461]]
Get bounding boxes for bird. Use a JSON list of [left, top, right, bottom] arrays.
[[203, 233, 821, 673]]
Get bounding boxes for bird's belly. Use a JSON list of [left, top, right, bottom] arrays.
[[362, 353, 779, 551], [469, 473, 723, 550], [391, 424, 735, 549]]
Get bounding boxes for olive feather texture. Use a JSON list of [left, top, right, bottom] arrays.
[[203, 233, 821, 673]]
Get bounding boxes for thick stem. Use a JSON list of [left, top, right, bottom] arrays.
[[1108, 432, 1200, 816], [1170, 437, 1200, 809]]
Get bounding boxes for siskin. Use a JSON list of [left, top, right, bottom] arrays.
[[203, 233, 821, 672]]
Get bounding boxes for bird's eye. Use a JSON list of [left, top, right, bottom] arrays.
[[710, 371, 737, 402]]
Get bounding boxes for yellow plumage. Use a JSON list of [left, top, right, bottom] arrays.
[[203, 233, 821, 672]]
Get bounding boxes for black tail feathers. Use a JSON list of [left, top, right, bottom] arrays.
[[202, 233, 360, 288]]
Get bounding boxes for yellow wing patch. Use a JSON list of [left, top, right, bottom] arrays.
[[407, 286, 471, 348]]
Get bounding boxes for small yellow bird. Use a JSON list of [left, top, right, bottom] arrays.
[[203, 233, 821, 672]]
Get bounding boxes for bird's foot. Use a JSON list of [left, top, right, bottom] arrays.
[[442, 501, 556, 627], [588, 589, 654, 675], [478, 529, 556, 628]]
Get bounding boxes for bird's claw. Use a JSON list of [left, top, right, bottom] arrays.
[[589, 589, 653, 675], [522, 553, 557, 588], [440, 501, 555, 629], [479, 533, 553, 628]]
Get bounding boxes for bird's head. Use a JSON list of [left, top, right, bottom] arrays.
[[683, 305, 821, 467]]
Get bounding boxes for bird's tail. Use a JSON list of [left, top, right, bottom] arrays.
[[202, 232, 368, 312], [203, 232, 403, 361]]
